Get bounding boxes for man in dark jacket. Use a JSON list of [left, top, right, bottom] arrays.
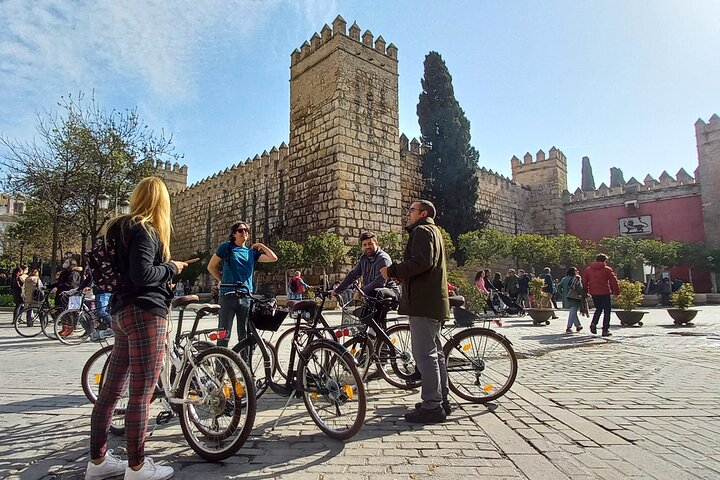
[[582, 253, 621, 336], [381, 200, 450, 424]]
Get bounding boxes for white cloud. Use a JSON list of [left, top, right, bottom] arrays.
[[0, 0, 279, 103]]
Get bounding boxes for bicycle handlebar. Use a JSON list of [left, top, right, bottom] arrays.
[[219, 283, 274, 303]]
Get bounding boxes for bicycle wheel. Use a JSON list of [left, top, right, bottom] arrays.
[[273, 323, 313, 380], [343, 334, 373, 380], [178, 346, 256, 461], [443, 327, 517, 403], [298, 341, 366, 440], [14, 306, 44, 338], [82, 344, 115, 403], [54, 309, 92, 345], [376, 323, 421, 390], [233, 337, 277, 398], [40, 307, 62, 339]]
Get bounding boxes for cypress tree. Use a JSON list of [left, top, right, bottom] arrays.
[[417, 51, 487, 241]]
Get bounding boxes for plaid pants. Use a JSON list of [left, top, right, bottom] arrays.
[[90, 305, 167, 467]]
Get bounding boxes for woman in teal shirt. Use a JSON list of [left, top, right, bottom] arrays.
[[207, 221, 277, 347]]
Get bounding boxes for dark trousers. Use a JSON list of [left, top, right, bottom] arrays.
[[218, 293, 251, 348], [591, 294, 612, 332]]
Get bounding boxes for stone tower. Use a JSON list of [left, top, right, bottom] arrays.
[[510, 148, 568, 235], [696, 114, 720, 246], [155, 160, 189, 195], [286, 16, 402, 242]]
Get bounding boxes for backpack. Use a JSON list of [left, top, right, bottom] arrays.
[[85, 234, 123, 292], [32, 285, 44, 302], [289, 277, 300, 294]]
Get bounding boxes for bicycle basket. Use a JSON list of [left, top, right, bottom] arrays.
[[250, 301, 288, 331], [453, 307, 478, 327], [67, 294, 84, 310]]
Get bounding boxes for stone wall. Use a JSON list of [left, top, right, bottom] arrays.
[[697, 114, 720, 247], [286, 16, 403, 242], [170, 145, 289, 259], [511, 148, 567, 235], [155, 160, 188, 195]]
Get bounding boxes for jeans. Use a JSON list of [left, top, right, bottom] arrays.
[[95, 292, 112, 328], [409, 315, 448, 410], [218, 293, 251, 348], [516, 292, 530, 308], [591, 294, 612, 332], [567, 305, 581, 329]]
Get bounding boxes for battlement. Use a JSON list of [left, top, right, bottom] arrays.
[[180, 142, 289, 193], [695, 113, 720, 136], [290, 15, 397, 68], [565, 167, 698, 203], [154, 159, 188, 174], [510, 147, 567, 169], [399, 133, 427, 155]]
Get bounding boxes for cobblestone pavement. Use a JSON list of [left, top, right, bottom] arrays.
[[1, 306, 718, 479]]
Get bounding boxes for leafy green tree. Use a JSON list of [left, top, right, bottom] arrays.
[[458, 228, 512, 267], [303, 232, 346, 288], [637, 239, 680, 279], [417, 51, 489, 242], [510, 234, 557, 272], [553, 234, 595, 268], [436, 225, 455, 259], [0, 92, 177, 278], [599, 236, 642, 278], [174, 249, 211, 287]]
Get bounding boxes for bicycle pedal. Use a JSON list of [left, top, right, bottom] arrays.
[[156, 410, 175, 425]]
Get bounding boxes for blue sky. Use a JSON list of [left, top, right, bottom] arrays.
[[1, 0, 719, 192]]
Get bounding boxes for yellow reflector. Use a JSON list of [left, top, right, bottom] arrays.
[[311, 392, 318, 400], [482, 384, 493, 392], [234, 382, 245, 397], [391, 338, 397, 345], [94, 373, 102, 384], [351, 348, 358, 355], [343, 385, 354, 399], [462, 343, 472, 351], [223, 384, 230, 398]]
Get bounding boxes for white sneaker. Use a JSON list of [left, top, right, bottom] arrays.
[[85, 450, 128, 480], [124, 457, 174, 480]]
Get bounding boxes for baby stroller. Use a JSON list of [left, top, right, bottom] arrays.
[[494, 291, 525, 317]]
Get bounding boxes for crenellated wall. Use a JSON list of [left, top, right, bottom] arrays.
[[511, 148, 567, 235], [154, 160, 188, 195], [170, 144, 290, 258]]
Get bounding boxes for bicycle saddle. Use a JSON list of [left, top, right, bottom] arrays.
[[172, 295, 200, 308], [186, 303, 221, 316], [449, 296, 465, 308], [288, 299, 317, 312]]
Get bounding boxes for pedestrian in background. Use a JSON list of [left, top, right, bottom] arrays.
[[583, 253, 620, 337], [563, 267, 587, 333]]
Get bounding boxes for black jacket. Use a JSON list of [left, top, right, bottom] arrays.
[[109, 218, 177, 318]]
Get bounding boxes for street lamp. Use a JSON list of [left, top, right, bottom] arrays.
[[98, 193, 130, 216]]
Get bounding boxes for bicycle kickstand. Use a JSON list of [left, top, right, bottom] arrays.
[[270, 393, 297, 433]]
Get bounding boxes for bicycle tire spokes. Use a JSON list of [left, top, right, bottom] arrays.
[[14, 307, 44, 338], [178, 348, 256, 461], [299, 344, 366, 440], [444, 329, 517, 403]]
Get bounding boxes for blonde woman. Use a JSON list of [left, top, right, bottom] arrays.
[[86, 177, 186, 480], [21, 269, 44, 306]]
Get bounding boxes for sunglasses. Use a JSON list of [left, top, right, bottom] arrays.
[[235, 227, 249, 233]]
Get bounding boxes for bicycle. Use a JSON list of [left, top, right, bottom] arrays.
[[338, 285, 421, 390], [438, 296, 518, 403], [54, 291, 109, 345], [222, 283, 366, 440], [13, 290, 63, 339], [81, 294, 255, 461]]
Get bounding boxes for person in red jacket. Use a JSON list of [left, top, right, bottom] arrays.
[[582, 253, 621, 337]]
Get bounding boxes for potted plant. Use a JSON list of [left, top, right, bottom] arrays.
[[614, 279, 648, 327], [668, 283, 699, 325], [526, 276, 554, 325]]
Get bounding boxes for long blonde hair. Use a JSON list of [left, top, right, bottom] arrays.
[[103, 177, 172, 261]]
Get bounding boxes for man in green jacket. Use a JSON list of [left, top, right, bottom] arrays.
[[381, 200, 450, 424]]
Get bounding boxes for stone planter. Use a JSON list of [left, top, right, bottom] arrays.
[[667, 308, 699, 325], [526, 308, 554, 326], [615, 310, 647, 327]]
